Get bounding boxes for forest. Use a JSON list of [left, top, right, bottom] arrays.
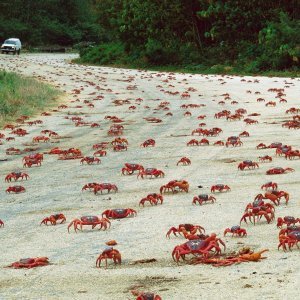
[[0, 0, 98, 46], [1, 0, 299, 73]]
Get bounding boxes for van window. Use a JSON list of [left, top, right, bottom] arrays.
[[4, 40, 16, 45]]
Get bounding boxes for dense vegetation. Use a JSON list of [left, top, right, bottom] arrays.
[[78, 0, 299, 73], [0, 71, 60, 126], [0, 0, 299, 73], [0, 0, 98, 46]]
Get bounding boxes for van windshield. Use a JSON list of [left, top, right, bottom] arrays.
[[4, 40, 16, 45]]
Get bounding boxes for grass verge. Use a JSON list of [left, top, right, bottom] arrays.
[[0, 70, 61, 127]]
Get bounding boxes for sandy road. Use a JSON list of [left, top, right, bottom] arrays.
[[0, 53, 299, 300]]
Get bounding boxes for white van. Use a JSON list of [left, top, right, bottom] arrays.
[[1, 38, 22, 55]]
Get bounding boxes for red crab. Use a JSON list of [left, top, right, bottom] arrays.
[[238, 160, 259, 170], [240, 202, 274, 225], [23, 153, 43, 162], [122, 163, 144, 175], [111, 137, 128, 145], [80, 156, 101, 165], [11, 128, 28, 136], [277, 216, 300, 228], [259, 155, 272, 162], [96, 247, 121, 268], [6, 186, 25, 194], [5, 172, 29, 182], [261, 181, 278, 190], [266, 167, 294, 175], [177, 157, 191, 166], [0, 219, 4, 227], [211, 184, 231, 193], [92, 142, 109, 150], [7, 257, 49, 268], [23, 158, 42, 168], [67, 216, 110, 233], [160, 180, 189, 194], [214, 140, 224, 146], [49, 147, 64, 155], [32, 136, 49, 143], [3, 124, 15, 130], [140, 139, 156, 147], [255, 191, 289, 206], [226, 137, 243, 147], [58, 149, 83, 160], [40, 214, 66, 226], [285, 150, 300, 160], [131, 290, 162, 300], [265, 101, 276, 107], [224, 226, 247, 237], [166, 224, 205, 238], [82, 182, 100, 192], [137, 168, 165, 179], [244, 199, 275, 213], [192, 194, 216, 205], [181, 92, 190, 99], [5, 147, 21, 155], [113, 144, 127, 151], [187, 139, 199, 146], [278, 231, 300, 251], [94, 183, 118, 194], [256, 143, 267, 149], [139, 193, 163, 206], [172, 233, 226, 263], [102, 208, 137, 219], [239, 131, 250, 137], [199, 138, 209, 145], [244, 118, 258, 125], [93, 150, 107, 157], [279, 225, 300, 237]]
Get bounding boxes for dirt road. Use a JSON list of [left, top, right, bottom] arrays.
[[0, 54, 299, 300]]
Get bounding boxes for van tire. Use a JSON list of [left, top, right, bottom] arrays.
[[17, 49, 20, 55]]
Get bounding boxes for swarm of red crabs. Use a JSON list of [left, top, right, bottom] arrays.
[[2, 56, 299, 299]]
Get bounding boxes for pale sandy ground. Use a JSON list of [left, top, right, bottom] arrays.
[[0, 53, 299, 300]]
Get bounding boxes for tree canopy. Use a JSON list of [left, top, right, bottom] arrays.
[[1, 0, 299, 71], [0, 0, 98, 46], [80, 0, 299, 71]]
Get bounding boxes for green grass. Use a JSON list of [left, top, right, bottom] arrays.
[[0, 71, 61, 127]]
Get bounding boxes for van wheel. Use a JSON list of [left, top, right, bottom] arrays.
[[13, 50, 16, 55], [17, 50, 20, 55]]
